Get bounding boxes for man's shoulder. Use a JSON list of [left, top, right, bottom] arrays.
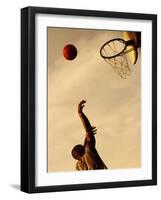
[[76, 158, 88, 170]]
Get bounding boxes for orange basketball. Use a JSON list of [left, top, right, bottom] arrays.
[[63, 44, 77, 60]]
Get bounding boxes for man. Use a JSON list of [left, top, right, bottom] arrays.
[[71, 100, 107, 170]]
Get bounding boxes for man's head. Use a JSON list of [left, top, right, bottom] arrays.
[[71, 144, 85, 160]]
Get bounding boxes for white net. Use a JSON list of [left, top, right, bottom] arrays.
[[103, 54, 131, 79], [101, 40, 132, 79]]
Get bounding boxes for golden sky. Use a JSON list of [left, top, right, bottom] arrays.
[[47, 27, 141, 172]]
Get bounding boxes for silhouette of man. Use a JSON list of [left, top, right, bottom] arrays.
[[71, 100, 107, 170]]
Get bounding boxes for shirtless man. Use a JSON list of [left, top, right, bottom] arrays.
[[71, 100, 107, 170]]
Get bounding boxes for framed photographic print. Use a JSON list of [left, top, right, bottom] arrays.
[[21, 6, 157, 193]]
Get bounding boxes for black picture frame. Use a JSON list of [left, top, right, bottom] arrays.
[[21, 6, 157, 193]]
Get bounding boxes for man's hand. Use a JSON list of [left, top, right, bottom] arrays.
[[91, 126, 97, 135], [78, 100, 86, 113]]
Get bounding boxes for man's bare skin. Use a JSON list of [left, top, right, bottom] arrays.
[[72, 100, 107, 170]]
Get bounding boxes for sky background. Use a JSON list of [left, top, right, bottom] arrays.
[[47, 27, 141, 172]]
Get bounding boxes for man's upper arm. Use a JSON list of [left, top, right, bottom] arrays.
[[85, 132, 96, 149]]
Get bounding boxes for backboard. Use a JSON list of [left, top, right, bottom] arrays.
[[122, 31, 141, 64]]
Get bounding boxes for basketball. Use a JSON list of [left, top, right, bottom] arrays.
[[63, 44, 77, 60]]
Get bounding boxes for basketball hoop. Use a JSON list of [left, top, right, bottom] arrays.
[[100, 32, 141, 79]]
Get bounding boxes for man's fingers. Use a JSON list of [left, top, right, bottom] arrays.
[[91, 126, 97, 134], [80, 105, 85, 109], [81, 100, 86, 104], [79, 100, 86, 106], [92, 126, 97, 131], [92, 130, 97, 134]]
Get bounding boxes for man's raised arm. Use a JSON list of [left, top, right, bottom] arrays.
[[78, 100, 97, 135]]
